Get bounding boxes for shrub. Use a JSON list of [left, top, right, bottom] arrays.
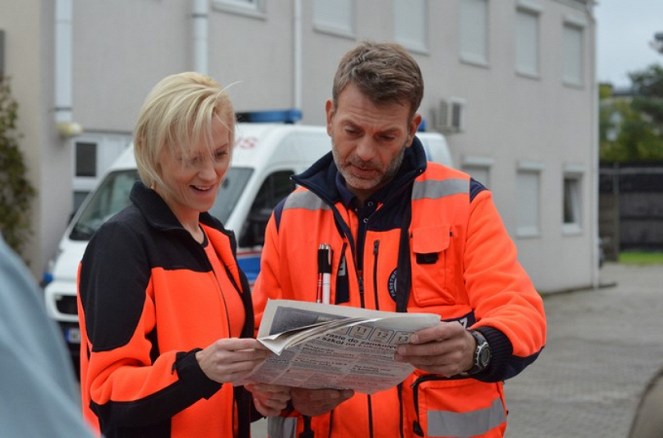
[[0, 77, 36, 258]]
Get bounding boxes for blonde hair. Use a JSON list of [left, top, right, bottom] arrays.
[[133, 72, 235, 188]]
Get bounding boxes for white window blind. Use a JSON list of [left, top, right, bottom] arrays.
[[516, 8, 539, 76], [563, 23, 584, 86], [394, 0, 427, 52], [516, 170, 541, 237], [460, 0, 488, 65], [313, 0, 354, 36]]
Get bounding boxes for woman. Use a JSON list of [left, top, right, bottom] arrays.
[[78, 72, 288, 437]]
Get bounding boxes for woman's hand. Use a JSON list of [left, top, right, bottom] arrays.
[[290, 387, 355, 417], [245, 383, 292, 417], [196, 338, 270, 384]]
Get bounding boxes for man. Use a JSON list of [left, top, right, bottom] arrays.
[[0, 235, 95, 437], [252, 41, 546, 438]]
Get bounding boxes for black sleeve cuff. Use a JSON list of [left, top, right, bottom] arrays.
[[174, 348, 222, 400]]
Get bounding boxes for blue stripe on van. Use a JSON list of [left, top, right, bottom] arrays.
[[237, 252, 261, 285]]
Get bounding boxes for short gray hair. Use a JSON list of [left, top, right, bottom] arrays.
[[332, 41, 424, 121]]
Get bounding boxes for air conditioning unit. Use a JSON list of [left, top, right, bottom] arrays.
[[436, 98, 465, 133]]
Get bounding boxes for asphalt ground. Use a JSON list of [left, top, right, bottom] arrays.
[[253, 262, 663, 437]]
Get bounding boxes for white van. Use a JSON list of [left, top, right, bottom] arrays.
[[42, 119, 452, 372]]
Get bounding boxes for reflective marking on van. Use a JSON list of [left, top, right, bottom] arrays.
[[428, 397, 505, 437], [412, 178, 468, 200], [284, 191, 331, 211]]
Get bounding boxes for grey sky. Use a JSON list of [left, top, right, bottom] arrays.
[[595, 0, 663, 88]]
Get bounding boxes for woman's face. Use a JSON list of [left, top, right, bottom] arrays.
[[155, 116, 232, 224]]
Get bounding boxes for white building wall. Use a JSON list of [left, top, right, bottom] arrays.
[[4, 0, 597, 292]]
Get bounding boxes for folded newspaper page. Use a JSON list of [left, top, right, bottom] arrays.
[[244, 299, 440, 394]]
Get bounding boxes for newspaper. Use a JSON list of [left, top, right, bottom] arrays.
[[244, 299, 440, 394]]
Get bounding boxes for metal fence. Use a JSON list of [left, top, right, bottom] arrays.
[[599, 163, 663, 259]]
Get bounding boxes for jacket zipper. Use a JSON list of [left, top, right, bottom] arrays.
[[372, 240, 380, 311], [358, 269, 365, 308]]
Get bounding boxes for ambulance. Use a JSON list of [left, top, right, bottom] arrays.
[[42, 111, 453, 373]]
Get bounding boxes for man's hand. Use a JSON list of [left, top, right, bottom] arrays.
[[290, 387, 355, 417], [245, 383, 291, 417], [394, 322, 475, 376]]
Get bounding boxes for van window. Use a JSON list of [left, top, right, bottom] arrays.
[[70, 170, 140, 241], [209, 167, 254, 223], [70, 167, 253, 241], [239, 170, 295, 248]]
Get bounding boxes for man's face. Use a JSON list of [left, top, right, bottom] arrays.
[[326, 84, 422, 203]]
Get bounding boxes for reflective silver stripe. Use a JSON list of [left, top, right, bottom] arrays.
[[427, 397, 506, 437], [267, 417, 297, 438], [412, 178, 469, 201], [283, 191, 330, 211]]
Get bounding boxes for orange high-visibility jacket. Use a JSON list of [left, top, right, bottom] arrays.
[[253, 137, 547, 438], [78, 182, 256, 438]]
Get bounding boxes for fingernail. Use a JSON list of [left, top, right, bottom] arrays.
[[410, 334, 419, 343]]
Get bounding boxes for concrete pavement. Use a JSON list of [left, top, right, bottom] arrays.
[[252, 262, 663, 437], [504, 262, 663, 437]]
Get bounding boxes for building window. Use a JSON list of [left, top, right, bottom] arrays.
[[516, 163, 543, 237], [212, 0, 265, 17], [562, 17, 585, 86], [563, 168, 583, 234], [515, 3, 541, 78], [313, 0, 354, 38], [459, 0, 489, 66], [462, 156, 494, 188], [75, 142, 97, 177], [394, 0, 428, 53]]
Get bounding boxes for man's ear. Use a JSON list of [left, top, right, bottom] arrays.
[[325, 99, 335, 136], [407, 113, 423, 146]]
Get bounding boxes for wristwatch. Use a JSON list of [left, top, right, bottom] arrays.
[[463, 330, 491, 375]]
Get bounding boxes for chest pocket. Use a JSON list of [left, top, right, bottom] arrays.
[[410, 225, 456, 306]]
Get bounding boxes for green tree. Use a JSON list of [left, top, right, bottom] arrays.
[[600, 64, 663, 162], [0, 77, 36, 258]]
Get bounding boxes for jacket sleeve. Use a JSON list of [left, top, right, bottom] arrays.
[[463, 189, 547, 382], [78, 220, 220, 428]]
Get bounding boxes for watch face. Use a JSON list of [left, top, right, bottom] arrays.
[[478, 347, 491, 367]]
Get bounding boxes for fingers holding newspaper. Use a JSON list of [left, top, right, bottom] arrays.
[[290, 387, 355, 417], [244, 383, 292, 417], [196, 338, 271, 384], [394, 321, 475, 377]]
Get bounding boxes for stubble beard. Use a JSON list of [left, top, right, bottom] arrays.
[[331, 137, 408, 193]]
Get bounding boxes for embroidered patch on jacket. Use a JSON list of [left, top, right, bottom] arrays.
[[387, 268, 398, 302]]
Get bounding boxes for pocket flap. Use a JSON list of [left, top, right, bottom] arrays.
[[412, 226, 450, 254]]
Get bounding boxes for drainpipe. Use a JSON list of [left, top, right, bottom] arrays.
[[293, 0, 302, 116], [193, 0, 209, 75], [587, 2, 600, 289], [55, 0, 82, 138]]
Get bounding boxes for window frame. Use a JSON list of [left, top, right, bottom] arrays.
[[313, 0, 355, 39], [516, 161, 544, 238], [212, 0, 266, 19], [459, 0, 489, 67], [515, 1, 542, 79], [461, 155, 494, 188], [393, 0, 429, 54], [562, 14, 587, 88], [562, 165, 585, 235]]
